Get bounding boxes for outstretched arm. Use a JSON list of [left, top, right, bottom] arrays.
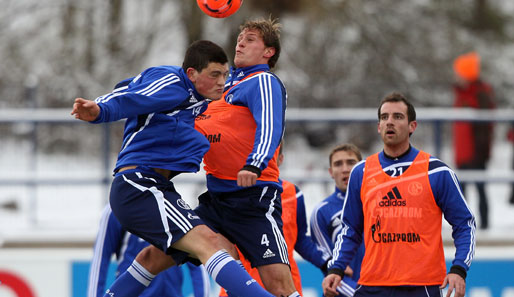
[[71, 98, 100, 122]]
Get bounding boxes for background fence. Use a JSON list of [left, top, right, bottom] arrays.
[[1, 107, 514, 247]]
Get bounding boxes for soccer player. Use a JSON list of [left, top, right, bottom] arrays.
[[322, 93, 476, 297], [194, 18, 298, 297], [218, 144, 328, 296], [310, 143, 364, 297], [88, 205, 209, 297], [72, 40, 274, 297]]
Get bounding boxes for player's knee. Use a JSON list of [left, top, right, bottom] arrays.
[[135, 245, 175, 274]]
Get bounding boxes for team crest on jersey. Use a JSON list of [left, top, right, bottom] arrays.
[[408, 181, 423, 196], [177, 198, 191, 210], [226, 94, 234, 103]]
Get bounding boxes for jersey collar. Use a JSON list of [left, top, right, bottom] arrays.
[[226, 64, 270, 88]]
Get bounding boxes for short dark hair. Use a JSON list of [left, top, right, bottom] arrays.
[[329, 143, 362, 166], [240, 18, 281, 68], [182, 40, 228, 72], [377, 92, 416, 122]]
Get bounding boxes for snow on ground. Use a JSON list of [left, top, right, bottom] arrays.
[[1, 129, 514, 246]]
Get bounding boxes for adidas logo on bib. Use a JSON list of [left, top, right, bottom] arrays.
[[263, 249, 275, 259]]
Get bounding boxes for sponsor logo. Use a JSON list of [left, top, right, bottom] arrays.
[[177, 199, 191, 210], [188, 89, 198, 103], [0, 271, 36, 297], [371, 215, 382, 242], [376, 207, 423, 219], [195, 114, 211, 121], [105, 289, 115, 296], [378, 186, 406, 207], [263, 249, 275, 259], [237, 71, 245, 78], [370, 215, 421, 244], [187, 213, 200, 220], [205, 133, 221, 143]]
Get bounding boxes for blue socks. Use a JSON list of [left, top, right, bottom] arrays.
[[205, 250, 273, 297], [103, 251, 273, 297], [102, 261, 155, 297]]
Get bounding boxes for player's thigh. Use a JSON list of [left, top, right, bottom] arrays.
[[172, 224, 235, 263]]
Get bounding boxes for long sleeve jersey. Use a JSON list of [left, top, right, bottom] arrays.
[[328, 146, 476, 280], [310, 187, 365, 281], [204, 64, 287, 192], [87, 205, 209, 297], [91, 66, 211, 173]]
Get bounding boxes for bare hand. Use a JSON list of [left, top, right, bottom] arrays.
[[322, 274, 342, 297], [237, 170, 257, 187], [71, 98, 100, 121], [440, 273, 466, 297]]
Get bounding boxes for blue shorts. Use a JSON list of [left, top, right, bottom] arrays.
[[109, 167, 203, 264], [195, 186, 288, 268], [354, 285, 442, 297]]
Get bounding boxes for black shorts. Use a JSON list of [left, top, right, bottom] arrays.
[[109, 168, 203, 265], [354, 285, 442, 297], [195, 186, 289, 268]]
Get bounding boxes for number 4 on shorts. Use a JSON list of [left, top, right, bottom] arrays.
[[261, 234, 270, 246]]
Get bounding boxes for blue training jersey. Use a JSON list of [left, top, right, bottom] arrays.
[[87, 205, 210, 297], [205, 64, 287, 192], [91, 65, 211, 173], [311, 187, 365, 282], [328, 146, 476, 276]]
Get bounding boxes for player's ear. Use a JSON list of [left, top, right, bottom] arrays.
[[409, 120, 417, 135], [186, 67, 198, 83], [264, 47, 275, 59]]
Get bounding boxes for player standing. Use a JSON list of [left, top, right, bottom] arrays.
[[322, 93, 475, 297]]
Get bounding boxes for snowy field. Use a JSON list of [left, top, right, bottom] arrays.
[[1, 127, 514, 247]]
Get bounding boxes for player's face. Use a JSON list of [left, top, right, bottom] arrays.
[[188, 62, 229, 100], [234, 29, 274, 68], [329, 150, 359, 192], [378, 101, 416, 150]]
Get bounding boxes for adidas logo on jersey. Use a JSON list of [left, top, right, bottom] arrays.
[[188, 88, 198, 103], [379, 186, 406, 207], [237, 71, 245, 78], [263, 249, 275, 259]]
